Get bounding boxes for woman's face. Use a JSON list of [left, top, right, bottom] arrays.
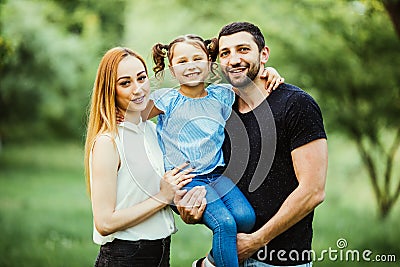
[[115, 55, 150, 112], [170, 42, 210, 87]]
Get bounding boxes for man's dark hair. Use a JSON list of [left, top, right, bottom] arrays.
[[218, 22, 265, 52]]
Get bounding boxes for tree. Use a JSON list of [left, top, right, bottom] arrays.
[[0, 0, 126, 143], [281, 0, 400, 219], [381, 0, 400, 38]]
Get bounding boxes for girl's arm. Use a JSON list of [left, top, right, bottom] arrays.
[[90, 135, 193, 236], [141, 99, 163, 120], [117, 100, 163, 123]]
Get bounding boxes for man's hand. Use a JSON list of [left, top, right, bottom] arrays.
[[173, 186, 207, 224], [237, 233, 263, 263]]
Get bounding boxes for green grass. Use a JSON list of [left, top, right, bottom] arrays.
[[0, 136, 399, 266]]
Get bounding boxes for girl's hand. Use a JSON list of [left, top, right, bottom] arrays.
[[159, 162, 195, 203], [116, 109, 125, 124], [261, 67, 285, 93]]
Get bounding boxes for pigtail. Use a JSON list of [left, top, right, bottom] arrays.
[[204, 37, 221, 84], [152, 43, 168, 79], [205, 37, 218, 62]]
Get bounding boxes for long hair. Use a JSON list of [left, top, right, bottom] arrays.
[[152, 34, 218, 79], [84, 47, 147, 195]]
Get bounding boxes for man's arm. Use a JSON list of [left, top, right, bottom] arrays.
[[237, 138, 328, 262]]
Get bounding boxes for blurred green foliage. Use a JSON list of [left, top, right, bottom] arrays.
[[0, 0, 127, 142], [271, 0, 400, 218], [2, 0, 398, 142], [2, 0, 398, 141], [0, 0, 399, 220], [0, 0, 399, 265]]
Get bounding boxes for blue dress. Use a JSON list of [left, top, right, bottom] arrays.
[[150, 84, 234, 175]]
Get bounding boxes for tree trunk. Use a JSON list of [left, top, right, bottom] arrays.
[[382, 0, 400, 38], [354, 132, 400, 220]]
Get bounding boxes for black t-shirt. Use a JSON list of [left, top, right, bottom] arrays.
[[222, 83, 327, 265]]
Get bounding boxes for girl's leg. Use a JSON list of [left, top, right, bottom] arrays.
[[211, 175, 256, 233], [202, 186, 239, 267], [180, 175, 249, 266]]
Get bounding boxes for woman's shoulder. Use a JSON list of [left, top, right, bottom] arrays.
[[93, 132, 116, 148], [143, 120, 159, 135], [91, 132, 120, 171], [92, 132, 118, 158], [144, 120, 157, 129]]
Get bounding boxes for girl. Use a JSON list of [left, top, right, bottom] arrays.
[[84, 47, 194, 267], [145, 34, 282, 267]]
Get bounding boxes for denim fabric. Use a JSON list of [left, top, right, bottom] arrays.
[[241, 258, 313, 267], [150, 84, 234, 175], [94, 236, 170, 267], [184, 173, 256, 267]]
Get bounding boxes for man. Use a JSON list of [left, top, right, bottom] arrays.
[[175, 22, 328, 267]]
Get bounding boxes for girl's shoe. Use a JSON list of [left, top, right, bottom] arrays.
[[192, 257, 205, 267], [192, 256, 215, 267]]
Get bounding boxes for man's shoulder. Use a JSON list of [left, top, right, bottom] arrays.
[[273, 83, 318, 104], [276, 83, 306, 96]]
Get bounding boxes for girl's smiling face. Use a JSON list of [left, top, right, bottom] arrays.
[[169, 42, 211, 88]]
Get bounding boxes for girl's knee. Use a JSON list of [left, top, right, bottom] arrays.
[[214, 214, 237, 234], [235, 206, 256, 233]]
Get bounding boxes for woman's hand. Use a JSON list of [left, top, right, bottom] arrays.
[[158, 162, 195, 203], [174, 186, 207, 224], [261, 67, 285, 93]]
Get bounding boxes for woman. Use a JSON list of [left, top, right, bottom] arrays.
[[84, 47, 194, 266]]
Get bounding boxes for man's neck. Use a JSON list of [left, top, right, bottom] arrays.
[[236, 78, 269, 113]]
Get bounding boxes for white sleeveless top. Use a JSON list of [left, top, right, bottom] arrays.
[[90, 120, 176, 245]]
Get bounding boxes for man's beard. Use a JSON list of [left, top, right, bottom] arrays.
[[223, 60, 260, 88]]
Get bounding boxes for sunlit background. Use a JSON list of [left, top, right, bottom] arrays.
[[0, 0, 399, 266]]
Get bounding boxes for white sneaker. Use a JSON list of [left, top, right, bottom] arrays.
[[192, 256, 215, 267], [191, 257, 205, 267]]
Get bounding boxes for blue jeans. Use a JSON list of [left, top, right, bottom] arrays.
[[94, 237, 170, 267], [184, 172, 256, 267], [240, 258, 313, 267]]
